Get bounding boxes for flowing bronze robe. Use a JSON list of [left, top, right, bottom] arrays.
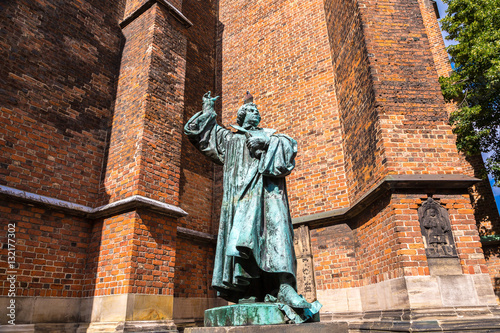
[[185, 111, 298, 302]]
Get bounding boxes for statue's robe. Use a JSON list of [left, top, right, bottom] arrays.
[[184, 111, 298, 302]]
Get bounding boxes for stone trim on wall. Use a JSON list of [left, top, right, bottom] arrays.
[[0, 295, 226, 330], [292, 174, 479, 229], [0, 185, 187, 218], [119, 0, 193, 29], [0, 294, 174, 326], [177, 226, 217, 244], [316, 274, 497, 314]]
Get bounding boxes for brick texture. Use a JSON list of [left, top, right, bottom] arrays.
[[311, 192, 488, 291], [0, 201, 91, 297], [358, 0, 464, 177], [323, 0, 383, 203], [218, 0, 349, 217], [84, 210, 177, 297], [174, 238, 215, 298], [0, 0, 124, 207], [102, 3, 188, 206], [178, 0, 218, 234]]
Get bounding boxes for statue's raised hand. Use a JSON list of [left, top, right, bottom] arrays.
[[202, 91, 219, 114]]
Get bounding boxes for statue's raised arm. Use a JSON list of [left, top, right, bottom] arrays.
[[202, 91, 219, 114], [184, 92, 228, 165]]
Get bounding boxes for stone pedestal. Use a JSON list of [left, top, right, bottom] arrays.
[[204, 304, 288, 327], [204, 303, 321, 327], [186, 322, 348, 333]]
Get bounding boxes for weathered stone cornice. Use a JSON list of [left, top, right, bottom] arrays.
[[119, 0, 193, 29], [292, 174, 480, 229], [0, 185, 187, 219], [177, 226, 217, 244]]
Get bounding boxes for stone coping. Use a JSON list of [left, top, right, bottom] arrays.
[[0, 185, 187, 219], [177, 226, 217, 244], [1, 173, 478, 229], [119, 0, 193, 29], [292, 174, 480, 229]]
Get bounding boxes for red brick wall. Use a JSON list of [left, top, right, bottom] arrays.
[[0, 0, 125, 207], [417, 0, 451, 78], [174, 238, 215, 298], [84, 210, 177, 297], [310, 223, 359, 290], [218, 0, 349, 217], [311, 192, 488, 292], [358, 0, 464, 177], [323, 0, 385, 203], [0, 201, 91, 297], [102, 4, 188, 206], [178, 0, 218, 233], [486, 252, 500, 303], [174, 0, 219, 297]]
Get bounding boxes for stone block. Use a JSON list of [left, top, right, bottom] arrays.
[[32, 297, 80, 323], [427, 258, 462, 276], [406, 276, 443, 308], [346, 287, 363, 312], [127, 294, 174, 321], [360, 283, 380, 311], [438, 318, 500, 332], [437, 275, 478, 306], [317, 288, 349, 312], [472, 274, 498, 305], [91, 294, 128, 322], [79, 297, 93, 323], [0, 296, 34, 325], [388, 278, 410, 309]]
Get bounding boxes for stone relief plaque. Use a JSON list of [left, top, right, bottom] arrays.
[[293, 225, 317, 302], [418, 197, 458, 258]]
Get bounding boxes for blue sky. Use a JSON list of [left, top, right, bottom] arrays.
[[434, 0, 500, 214]]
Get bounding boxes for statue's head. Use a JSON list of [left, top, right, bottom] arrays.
[[237, 102, 261, 128]]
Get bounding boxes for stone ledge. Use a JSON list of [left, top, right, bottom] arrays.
[[83, 320, 177, 333], [119, 0, 193, 29], [347, 318, 500, 332], [292, 174, 480, 229], [177, 227, 217, 244], [320, 305, 500, 322], [0, 185, 187, 219]]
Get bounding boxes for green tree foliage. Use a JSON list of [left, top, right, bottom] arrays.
[[439, 0, 500, 184]]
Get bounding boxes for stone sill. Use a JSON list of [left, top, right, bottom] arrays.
[[292, 174, 480, 229], [119, 0, 193, 29], [0, 185, 187, 219]]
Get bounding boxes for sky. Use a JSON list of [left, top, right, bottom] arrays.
[[433, 0, 500, 214]]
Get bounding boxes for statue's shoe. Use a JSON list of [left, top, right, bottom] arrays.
[[277, 283, 312, 309]]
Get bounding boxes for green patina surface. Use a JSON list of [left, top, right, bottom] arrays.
[[187, 92, 322, 326], [204, 304, 288, 327]]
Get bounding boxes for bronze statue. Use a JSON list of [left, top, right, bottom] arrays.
[[185, 92, 320, 321]]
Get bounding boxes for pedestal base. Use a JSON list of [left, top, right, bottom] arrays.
[[205, 303, 287, 327], [204, 303, 320, 327], [187, 322, 348, 333]]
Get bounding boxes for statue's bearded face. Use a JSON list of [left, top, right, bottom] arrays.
[[238, 103, 261, 128]]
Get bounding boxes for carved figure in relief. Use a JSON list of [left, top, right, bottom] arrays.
[[422, 206, 449, 247], [418, 197, 457, 258], [184, 91, 321, 321]]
